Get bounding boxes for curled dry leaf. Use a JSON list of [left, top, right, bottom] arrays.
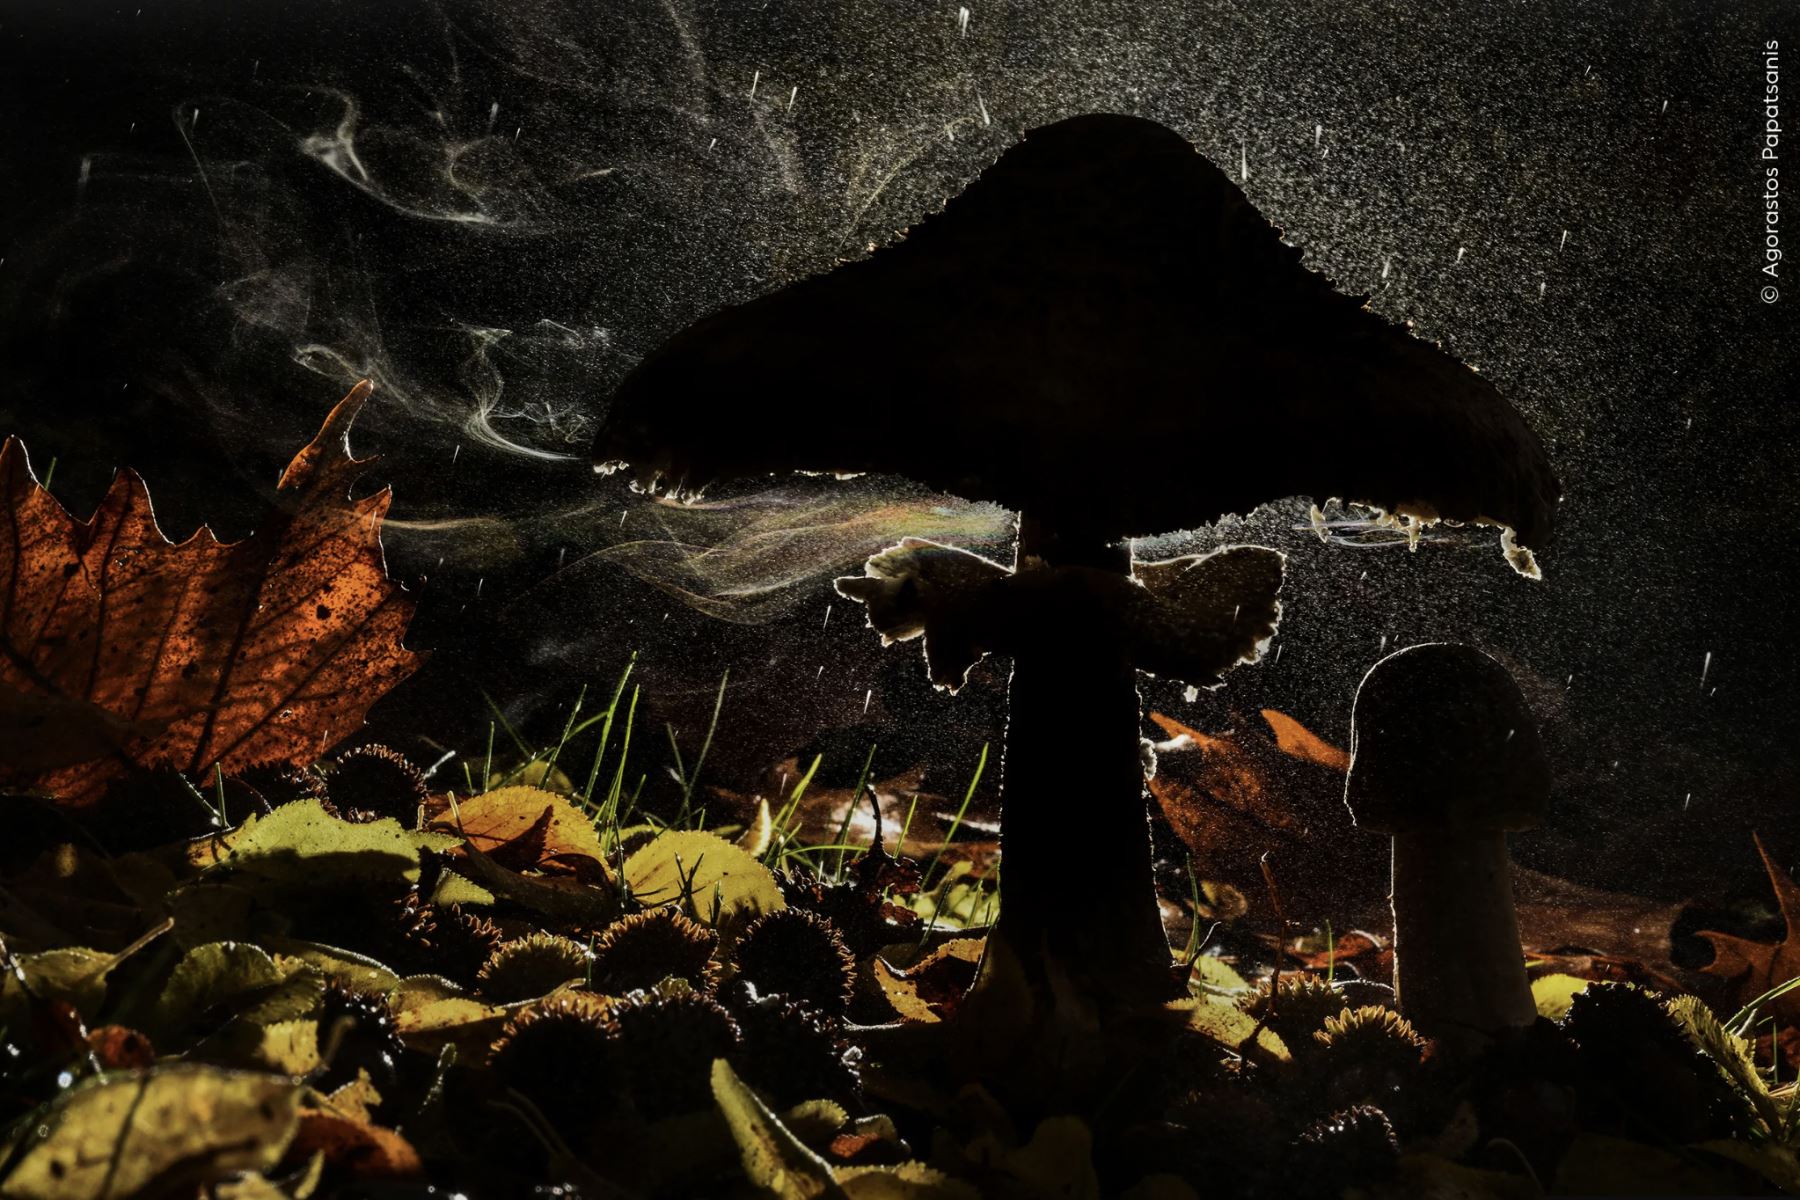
[[873, 938, 985, 1023], [428, 786, 613, 880], [0, 382, 421, 806], [287, 1113, 425, 1182]]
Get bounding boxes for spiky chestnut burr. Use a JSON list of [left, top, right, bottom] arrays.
[[404, 899, 505, 985], [730, 995, 861, 1108], [490, 997, 622, 1136], [314, 980, 405, 1096], [230, 761, 330, 812], [327, 744, 429, 826], [1284, 1105, 1400, 1197], [731, 909, 856, 1017], [477, 933, 592, 1003], [606, 991, 741, 1118], [1238, 974, 1353, 1055], [589, 908, 720, 995], [1562, 982, 1744, 1142]]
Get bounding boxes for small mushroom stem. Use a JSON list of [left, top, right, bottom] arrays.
[[1389, 830, 1535, 1052], [984, 515, 1179, 1009]]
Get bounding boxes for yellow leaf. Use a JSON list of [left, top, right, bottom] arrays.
[[0, 948, 115, 1028], [246, 1019, 323, 1076], [0, 1065, 300, 1200], [1529, 973, 1592, 1021], [1000, 1116, 1099, 1200], [837, 1164, 981, 1198], [149, 942, 287, 1040], [709, 1058, 839, 1199], [624, 831, 784, 927], [1168, 998, 1290, 1062], [738, 797, 774, 856], [1187, 955, 1251, 998], [190, 798, 457, 881], [428, 870, 495, 907]]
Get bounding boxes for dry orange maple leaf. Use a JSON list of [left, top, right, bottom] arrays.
[[1696, 834, 1800, 1023], [0, 381, 422, 805]]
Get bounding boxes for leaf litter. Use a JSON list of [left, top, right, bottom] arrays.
[[0, 397, 1794, 1197]]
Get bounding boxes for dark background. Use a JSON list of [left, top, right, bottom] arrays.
[[1, 0, 1794, 907]]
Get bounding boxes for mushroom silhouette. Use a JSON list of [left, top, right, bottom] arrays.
[[1342, 643, 1550, 1054], [591, 114, 1559, 1018]]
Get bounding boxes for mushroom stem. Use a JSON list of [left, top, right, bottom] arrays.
[[985, 515, 1178, 1009], [1389, 830, 1534, 1052]]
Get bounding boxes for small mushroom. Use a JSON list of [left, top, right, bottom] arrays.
[[1342, 643, 1550, 1054], [592, 114, 1559, 1017]]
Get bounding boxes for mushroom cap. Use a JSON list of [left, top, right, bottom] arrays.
[[1343, 642, 1550, 835], [593, 113, 1559, 561]]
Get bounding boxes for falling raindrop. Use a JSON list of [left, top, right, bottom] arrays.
[[1381, 256, 1392, 279], [749, 70, 760, 100], [863, 689, 873, 713], [822, 603, 833, 629], [958, 6, 970, 36], [1239, 141, 1250, 182], [1455, 246, 1466, 263], [1559, 229, 1569, 250], [1700, 650, 1712, 690]]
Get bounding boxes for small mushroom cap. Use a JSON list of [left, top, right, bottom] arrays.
[[593, 113, 1558, 566], [1343, 642, 1549, 834]]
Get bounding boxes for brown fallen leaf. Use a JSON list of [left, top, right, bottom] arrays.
[[873, 937, 984, 1023], [1696, 835, 1800, 1022], [287, 1112, 425, 1181], [1259, 708, 1350, 772], [1147, 709, 1382, 925], [427, 786, 613, 881], [1150, 710, 1692, 983], [1512, 865, 1690, 989], [0, 382, 421, 805]]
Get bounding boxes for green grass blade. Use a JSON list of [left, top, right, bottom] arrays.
[[926, 742, 988, 886]]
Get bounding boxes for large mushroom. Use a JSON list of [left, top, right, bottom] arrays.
[[1342, 643, 1550, 1054], [591, 114, 1559, 1018]]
